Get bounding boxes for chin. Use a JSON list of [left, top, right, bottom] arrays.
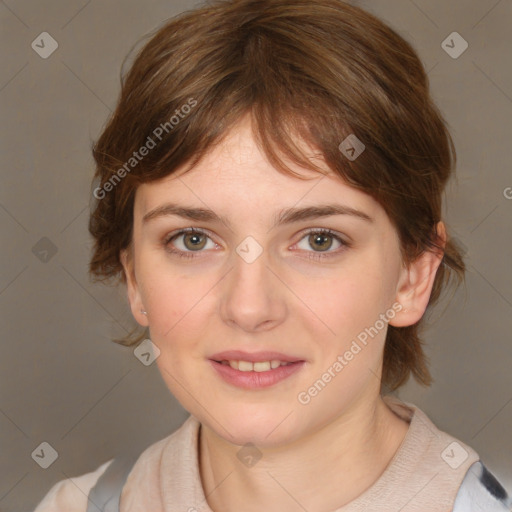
[[211, 406, 301, 447]]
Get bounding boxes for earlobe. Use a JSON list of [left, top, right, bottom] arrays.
[[120, 248, 149, 327], [389, 221, 446, 328]]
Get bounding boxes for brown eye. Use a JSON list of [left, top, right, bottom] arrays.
[[164, 228, 216, 258], [308, 232, 333, 252], [294, 229, 348, 260], [182, 232, 208, 251]]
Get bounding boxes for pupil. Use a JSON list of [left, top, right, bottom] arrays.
[[185, 233, 206, 250], [311, 233, 332, 251]]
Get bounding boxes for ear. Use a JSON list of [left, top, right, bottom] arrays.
[[120, 248, 149, 327], [389, 221, 446, 328]]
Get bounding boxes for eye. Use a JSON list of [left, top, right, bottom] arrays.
[[163, 228, 217, 259], [294, 228, 349, 260], [162, 227, 350, 261]]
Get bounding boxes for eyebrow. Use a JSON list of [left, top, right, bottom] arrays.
[[142, 202, 373, 228]]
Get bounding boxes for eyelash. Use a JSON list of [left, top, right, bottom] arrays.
[[162, 227, 351, 261]]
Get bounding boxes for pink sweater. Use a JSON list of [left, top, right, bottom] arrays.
[[33, 396, 485, 511]]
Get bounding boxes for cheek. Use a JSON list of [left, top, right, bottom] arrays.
[[145, 273, 210, 398], [140, 265, 216, 346], [295, 258, 390, 334], [146, 283, 200, 339], [297, 257, 397, 393]]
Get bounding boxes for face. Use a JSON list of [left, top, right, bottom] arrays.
[[121, 115, 429, 448]]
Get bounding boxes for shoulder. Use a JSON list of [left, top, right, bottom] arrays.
[[33, 416, 199, 512], [34, 436, 171, 512], [33, 458, 114, 512], [453, 461, 512, 512], [386, 396, 512, 511], [32, 431, 177, 512], [32, 434, 172, 512]]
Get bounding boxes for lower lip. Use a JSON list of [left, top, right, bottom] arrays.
[[209, 360, 305, 389]]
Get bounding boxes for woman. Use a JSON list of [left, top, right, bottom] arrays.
[[34, 0, 512, 510]]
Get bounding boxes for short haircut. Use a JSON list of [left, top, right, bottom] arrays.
[[89, 0, 465, 392]]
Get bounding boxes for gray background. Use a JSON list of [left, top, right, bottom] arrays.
[[1, 1, 511, 511]]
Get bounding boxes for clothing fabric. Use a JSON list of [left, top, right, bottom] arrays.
[[33, 396, 512, 511], [452, 460, 512, 511]]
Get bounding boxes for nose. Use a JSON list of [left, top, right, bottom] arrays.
[[219, 245, 287, 333]]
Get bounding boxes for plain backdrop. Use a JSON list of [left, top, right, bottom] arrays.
[[1, 1, 511, 510]]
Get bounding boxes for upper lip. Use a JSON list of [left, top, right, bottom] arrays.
[[210, 350, 304, 363]]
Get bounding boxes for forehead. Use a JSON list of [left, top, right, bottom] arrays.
[[134, 116, 383, 223]]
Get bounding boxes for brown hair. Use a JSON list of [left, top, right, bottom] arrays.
[[89, 0, 465, 392]]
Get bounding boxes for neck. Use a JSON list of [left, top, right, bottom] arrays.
[[199, 394, 410, 512]]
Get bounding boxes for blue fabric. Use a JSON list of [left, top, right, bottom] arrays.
[[86, 452, 139, 512], [453, 461, 512, 512]]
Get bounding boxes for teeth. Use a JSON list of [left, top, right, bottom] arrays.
[[239, 360, 254, 372], [222, 360, 292, 372]]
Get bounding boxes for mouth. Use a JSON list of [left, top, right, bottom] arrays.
[[209, 350, 304, 365], [209, 352, 306, 389], [209, 350, 306, 390], [213, 359, 299, 372]]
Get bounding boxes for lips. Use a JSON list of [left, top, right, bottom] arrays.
[[209, 350, 304, 364], [209, 359, 305, 389]]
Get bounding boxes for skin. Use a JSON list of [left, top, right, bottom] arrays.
[[121, 114, 446, 511]]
